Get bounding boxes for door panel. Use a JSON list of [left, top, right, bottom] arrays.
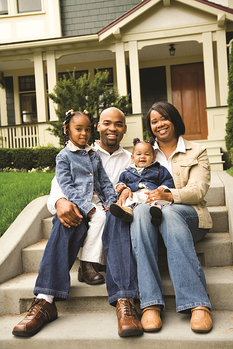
[[171, 63, 208, 140]]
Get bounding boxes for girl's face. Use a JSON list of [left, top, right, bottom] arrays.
[[150, 110, 176, 143], [68, 114, 91, 149], [131, 142, 155, 168]]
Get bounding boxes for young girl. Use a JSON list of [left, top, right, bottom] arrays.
[[55, 109, 116, 285], [110, 138, 174, 226]]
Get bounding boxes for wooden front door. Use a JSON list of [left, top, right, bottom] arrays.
[[171, 63, 208, 140]]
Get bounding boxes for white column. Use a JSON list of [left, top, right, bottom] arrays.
[[128, 41, 141, 114], [34, 52, 47, 122], [202, 32, 217, 107], [216, 30, 228, 106], [47, 51, 58, 121], [115, 42, 127, 96], [0, 87, 7, 126], [12, 74, 21, 124]]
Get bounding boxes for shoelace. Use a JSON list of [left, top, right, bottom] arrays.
[[118, 299, 136, 318], [27, 298, 50, 319]]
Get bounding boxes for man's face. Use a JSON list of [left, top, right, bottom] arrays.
[[98, 108, 127, 152]]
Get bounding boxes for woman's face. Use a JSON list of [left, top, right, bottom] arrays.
[[150, 110, 176, 142]]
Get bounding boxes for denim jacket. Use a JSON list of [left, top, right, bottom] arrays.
[[117, 162, 174, 192], [56, 147, 116, 216]]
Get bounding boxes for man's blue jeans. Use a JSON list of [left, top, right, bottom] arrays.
[[34, 212, 138, 304], [130, 203, 211, 313]]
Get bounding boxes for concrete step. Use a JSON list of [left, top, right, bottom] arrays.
[[204, 172, 225, 207], [22, 232, 232, 274], [210, 162, 225, 171], [1, 267, 233, 316], [1, 310, 233, 349], [208, 206, 229, 233]]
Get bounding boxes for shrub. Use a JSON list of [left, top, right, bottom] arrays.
[[0, 146, 62, 170], [226, 42, 233, 153]]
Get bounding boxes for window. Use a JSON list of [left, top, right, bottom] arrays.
[[0, 0, 8, 15], [19, 76, 37, 123], [58, 70, 88, 81], [94, 68, 114, 87], [17, 0, 41, 13]]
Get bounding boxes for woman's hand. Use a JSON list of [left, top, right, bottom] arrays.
[[145, 188, 173, 204], [117, 188, 133, 205], [56, 198, 83, 228]]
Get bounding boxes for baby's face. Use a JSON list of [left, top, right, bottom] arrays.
[[131, 142, 155, 168]]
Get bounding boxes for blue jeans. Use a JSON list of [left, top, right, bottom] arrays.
[[34, 215, 88, 300], [34, 212, 138, 304], [102, 211, 138, 305], [130, 203, 211, 313]]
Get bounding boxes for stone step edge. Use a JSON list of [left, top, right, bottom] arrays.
[[1, 310, 233, 349]]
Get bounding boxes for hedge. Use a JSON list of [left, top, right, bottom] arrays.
[[230, 148, 233, 166], [0, 146, 62, 170]]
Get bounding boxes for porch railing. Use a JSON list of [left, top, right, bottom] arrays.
[[0, 124, 39, 148]]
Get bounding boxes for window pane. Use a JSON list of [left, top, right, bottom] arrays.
[[19, 76, 35, 91], [0, 0, 8, 15], [17, 0, 41, 13], [58, 70, 88, 80], [20, 93, 37, 123]]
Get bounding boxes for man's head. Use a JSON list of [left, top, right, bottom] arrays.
[[98, 107, 127, 153]]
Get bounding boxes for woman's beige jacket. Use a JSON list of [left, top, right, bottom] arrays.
[[169, 139, 212, 229]]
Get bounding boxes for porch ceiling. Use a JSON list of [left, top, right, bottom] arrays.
[[0, 40, 203, 72]]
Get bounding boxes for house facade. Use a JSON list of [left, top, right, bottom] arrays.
[[0, 0, 232, 163]]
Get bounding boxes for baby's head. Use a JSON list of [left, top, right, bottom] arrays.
[[62, 109, 95, 147], [131, 138, 156, 168]]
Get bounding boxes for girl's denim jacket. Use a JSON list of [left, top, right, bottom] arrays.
[[56, 147, 116, 216], [117, 161, 174, 192]]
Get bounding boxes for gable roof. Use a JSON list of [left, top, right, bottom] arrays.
[[98, 0, 233, 40]]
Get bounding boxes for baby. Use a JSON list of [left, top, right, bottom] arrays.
[[110, 138, 174, 226]]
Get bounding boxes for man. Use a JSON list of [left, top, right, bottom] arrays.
[[12, 107, 143, 338]]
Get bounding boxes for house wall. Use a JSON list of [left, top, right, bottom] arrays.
[[0, 0, 62, 44]]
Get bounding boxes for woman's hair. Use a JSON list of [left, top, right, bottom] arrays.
[[146, 101, 185, 139], [62, 109, 95, 145], [133, 137, 156, 156]]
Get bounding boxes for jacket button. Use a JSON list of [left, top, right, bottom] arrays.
[[173, 160, 177, 163], [176, 172, 180, 176]]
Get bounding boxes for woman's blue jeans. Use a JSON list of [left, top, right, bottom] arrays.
[[130, 203, 211, 312]]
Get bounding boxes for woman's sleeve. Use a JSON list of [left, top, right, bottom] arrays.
[[169, 148, 211, 205]]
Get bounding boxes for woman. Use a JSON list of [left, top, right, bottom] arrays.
[[121, 101, 213, 333]]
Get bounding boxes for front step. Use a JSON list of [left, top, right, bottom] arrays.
[[1, 266, 233, 315], [1, 310, 233, 349]]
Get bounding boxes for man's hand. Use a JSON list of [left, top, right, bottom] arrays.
[[117, 188, 133, 205], [87, 207, 96, 217], [56, 198, 83, 228]]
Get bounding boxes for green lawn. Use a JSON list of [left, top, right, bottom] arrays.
[[226, 167, 233, 177], [0, 171, 55, 237]]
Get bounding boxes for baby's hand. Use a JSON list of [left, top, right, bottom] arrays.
[[116, 184, 127, 193], [87, 207, 96, 217]]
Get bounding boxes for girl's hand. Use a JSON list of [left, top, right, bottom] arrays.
[[104, 205, 109, 211], [87, 207, 96, 217], [118, 188, 133, 205], [145, 189, 173, 204]]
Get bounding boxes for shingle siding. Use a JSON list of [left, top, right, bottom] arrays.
[[60, 0, 140, 37]]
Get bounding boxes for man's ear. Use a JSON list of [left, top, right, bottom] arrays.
[[97, 122, 100, 132], [124, 124, 127, 134]]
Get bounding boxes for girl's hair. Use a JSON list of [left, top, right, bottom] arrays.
[[146, 101, 185, 140], [62, 109, 95, 146], [133, 137, 156, 155]]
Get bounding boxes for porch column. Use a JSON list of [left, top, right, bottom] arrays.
[[128, 41, 141, 114], [202, 32, 217, 107], [216, 30, 228, 106], [34, 52, 47, 122], [115, 42, 127, 96], [47, 51, 58, 121]]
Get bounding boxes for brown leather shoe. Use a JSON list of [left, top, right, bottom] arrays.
[[141, 305, 162, 332], [12, 298, 58, 337], [191, 306, 213, 333], [116, 298, 143, 337], [78, 261, 105, 285], [110, 203, 133, 223]]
